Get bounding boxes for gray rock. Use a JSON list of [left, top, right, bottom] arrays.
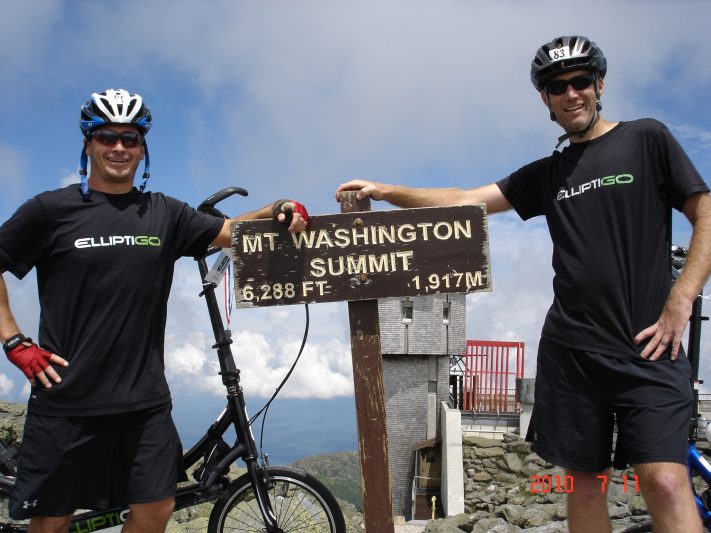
[[503, 453, 523, 473], [474, 446, 505, 458]]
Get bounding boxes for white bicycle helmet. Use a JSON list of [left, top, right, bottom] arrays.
[[80, 89, 152, 135], [78, 89, 152, 199]]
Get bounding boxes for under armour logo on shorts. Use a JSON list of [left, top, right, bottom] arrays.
[[22, 499, 37, 509]]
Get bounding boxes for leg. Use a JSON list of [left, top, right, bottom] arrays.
[[122, 497, 175, 533], [528, 340, 616, 532], [634, 462, 701, 533], [565, 468, 612, 533], [28, 514, 73, 533]]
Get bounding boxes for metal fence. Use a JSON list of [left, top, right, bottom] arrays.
[[462, 340, 525, 413]]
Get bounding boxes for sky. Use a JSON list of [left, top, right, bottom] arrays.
[[1, 0, 711, 459]]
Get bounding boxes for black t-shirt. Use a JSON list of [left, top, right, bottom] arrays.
[[0, 186, 224, 416], [497, 119, 708, 360]]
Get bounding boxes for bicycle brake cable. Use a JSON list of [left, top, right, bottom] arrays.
[[248, 304, 310, 456]]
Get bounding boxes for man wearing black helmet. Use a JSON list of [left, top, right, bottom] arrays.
[[0, 89, 309, 533], [337, 36, 711, 532]]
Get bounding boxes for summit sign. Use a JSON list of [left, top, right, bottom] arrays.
[[231, 205, 491, 308]]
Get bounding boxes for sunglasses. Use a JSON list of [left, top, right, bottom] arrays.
[[545, 73, 596, 96], [90, 130, 143, 148]]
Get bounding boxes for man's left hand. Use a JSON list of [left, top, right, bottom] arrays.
[[272, 200, 310, 233]]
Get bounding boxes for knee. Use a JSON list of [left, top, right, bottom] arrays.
[[641, 470, 688, 501], [566, 469, 609, 500], [152, 497, 175, 522], [128, 497, 175, 529]]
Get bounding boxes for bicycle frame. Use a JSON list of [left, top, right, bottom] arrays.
[[688, 289, 711, 527], [677, 248, 711, 527]]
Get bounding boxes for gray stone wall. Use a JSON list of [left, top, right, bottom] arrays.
[[382, 353, 452, 518], [378, 294, 466, 356], [379, 293, 466, 518], [383, 355, 429, 517]]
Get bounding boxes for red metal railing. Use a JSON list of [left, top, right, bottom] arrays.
[[462, 340, 525, 413]]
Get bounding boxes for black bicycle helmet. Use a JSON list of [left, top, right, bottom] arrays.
[[78, 89, 152, 200], [531, 35, 607, 91]]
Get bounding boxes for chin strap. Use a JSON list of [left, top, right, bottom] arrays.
[[554, 101, 602, 149], [139, 140, 151, 193], [79, 144, 90, 201]]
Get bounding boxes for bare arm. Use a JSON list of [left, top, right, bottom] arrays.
[[335, 179, 513, 214], [211, 203, 309, 248], [0, 273, 21, 342], [636, 192, 711, 360]]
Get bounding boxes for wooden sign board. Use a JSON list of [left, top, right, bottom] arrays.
[[231, 204, 491, 308]]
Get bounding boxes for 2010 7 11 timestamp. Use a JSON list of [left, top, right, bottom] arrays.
[[529, 474, 639, 494]]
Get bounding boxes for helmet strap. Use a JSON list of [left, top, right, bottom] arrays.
[[139, 141, 151, 193], [79, 143, 91, 201], [554, 107, 601, 149]]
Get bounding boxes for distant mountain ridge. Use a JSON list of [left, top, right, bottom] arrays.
[[291, 450, 363, 511]]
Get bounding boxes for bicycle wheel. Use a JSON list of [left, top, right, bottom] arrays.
[[207, 466, 345, 533]]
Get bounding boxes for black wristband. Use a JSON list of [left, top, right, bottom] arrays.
[[271, 199, 291, 219], [3, 334, 30, 355]]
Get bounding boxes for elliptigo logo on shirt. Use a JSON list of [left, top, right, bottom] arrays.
[[74, 235, 161, 249], [556, 173, 634, 201]]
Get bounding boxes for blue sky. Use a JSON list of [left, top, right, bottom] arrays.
[[1, 1, 710, 458]]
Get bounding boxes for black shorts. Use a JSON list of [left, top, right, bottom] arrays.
[[9, 403, 183, 519], [527, 338, 693, 472]]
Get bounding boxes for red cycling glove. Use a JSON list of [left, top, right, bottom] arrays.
[[272, 199, 310, 228], [4, 336, 53, 381]]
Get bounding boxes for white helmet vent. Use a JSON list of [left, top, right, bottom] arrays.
[[92, 89, 144, 124]]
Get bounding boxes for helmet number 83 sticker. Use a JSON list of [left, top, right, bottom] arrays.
[[548, 46, 571, 61]]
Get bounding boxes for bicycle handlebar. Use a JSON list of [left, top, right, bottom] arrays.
[[672, 245, 688, 276], [197, 187, 249, 218]]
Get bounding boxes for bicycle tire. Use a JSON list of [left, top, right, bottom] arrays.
[[207, 466, 345, 533], [0, 442, 17, 477]]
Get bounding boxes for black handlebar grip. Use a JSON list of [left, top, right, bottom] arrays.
[[197, 187, 249, 217]]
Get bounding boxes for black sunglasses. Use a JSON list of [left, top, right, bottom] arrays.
[[545, 73, 596, 96], [90, 130, 143, 148]]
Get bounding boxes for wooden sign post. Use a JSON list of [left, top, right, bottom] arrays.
[[339, 192, 394, 532], [230, 195, 491, 529]]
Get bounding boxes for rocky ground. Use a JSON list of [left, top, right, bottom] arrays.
[[2, 402, 708, 532], [416, 432, 711, 533]]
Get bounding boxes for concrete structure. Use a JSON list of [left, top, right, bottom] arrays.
[[378, 294, 466, 519], [517, 377, 536, 439], [440, 402, 464, 515]]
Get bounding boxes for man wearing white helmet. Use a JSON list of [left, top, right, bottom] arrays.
[[0, 89, 309, 532], [337, 36, 711, 532]]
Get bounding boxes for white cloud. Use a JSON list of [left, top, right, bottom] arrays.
[[164, 323, 353, 400], [0, 1, 63, 94], [59, 168, 79, 188], [164, 260, 353, 400], [466, 213, 554, 377], [0, 374, 14, 397]]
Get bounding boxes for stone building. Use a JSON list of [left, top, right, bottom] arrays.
[[378, 293, 466, 519]]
